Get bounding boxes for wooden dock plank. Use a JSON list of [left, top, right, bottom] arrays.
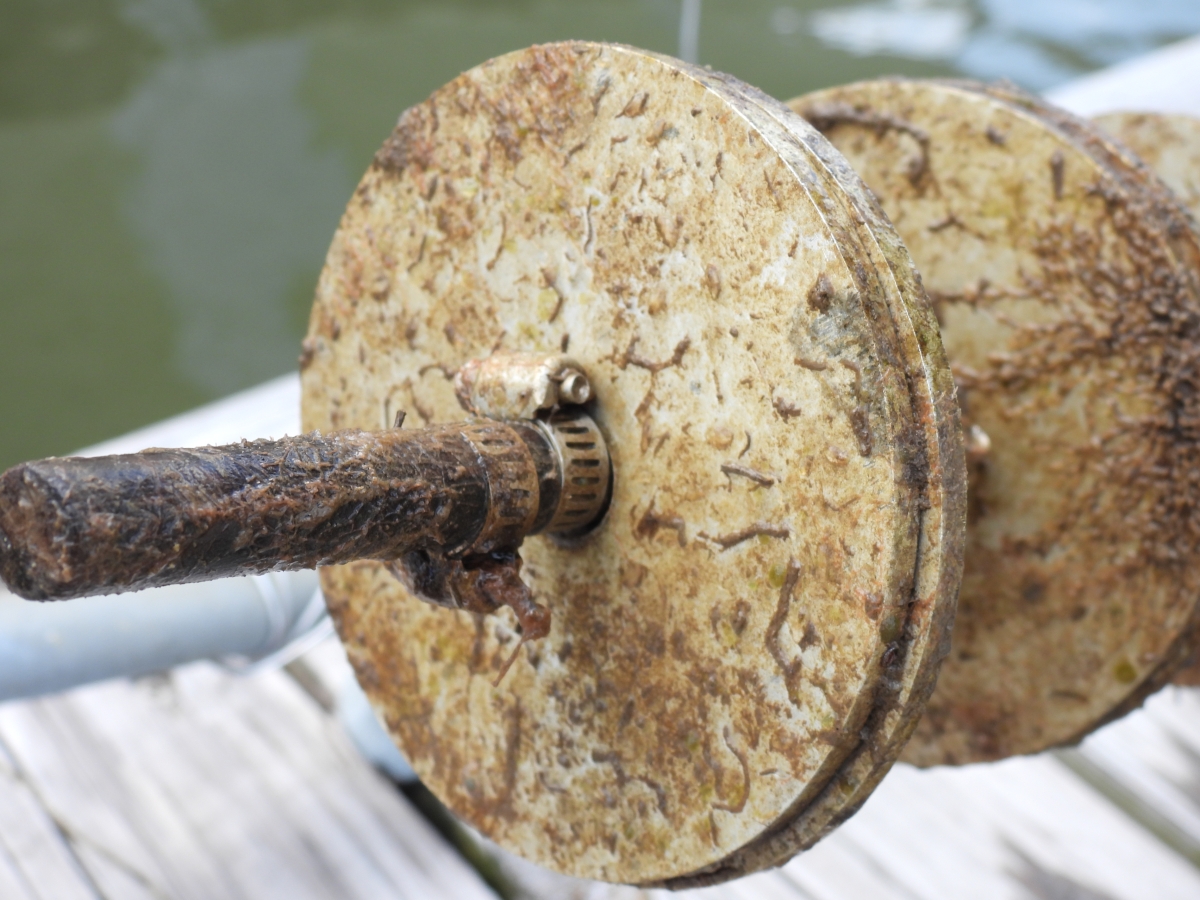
[[784, 755, 1200, 900], [0, 664, 497, 900], [0, 742, 99, 900], [1064, 687, 1200, 864]]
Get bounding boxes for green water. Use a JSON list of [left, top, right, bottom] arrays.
[[2, 0, 1197, 467]]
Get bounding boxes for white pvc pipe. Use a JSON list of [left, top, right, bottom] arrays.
[[0, 569, 323, 701]]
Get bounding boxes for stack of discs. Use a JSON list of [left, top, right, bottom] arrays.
[[301, 43, 965, 886]]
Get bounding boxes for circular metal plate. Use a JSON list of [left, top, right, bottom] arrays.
[[792, 80, 1200, 765], [1095, 110, 1200, 688], [302, 44, 960, 884]]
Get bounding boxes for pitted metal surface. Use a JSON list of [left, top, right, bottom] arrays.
[[302, 44, 961, 884], [793, 80, 1200, 765]]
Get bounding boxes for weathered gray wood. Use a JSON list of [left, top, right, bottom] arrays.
[[1065, 687, 1200, 865], [0, 741, 100, 900], [0, 662, 496, 900], [787, 755, 1200, 900]]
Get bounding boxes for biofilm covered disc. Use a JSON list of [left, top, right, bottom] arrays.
[[301, 44, 963, 884], [1094, 110, 1200, 687], [792, 81, 1200, 765]]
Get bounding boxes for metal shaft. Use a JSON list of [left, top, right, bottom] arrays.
[[0, 420, 559, 602]]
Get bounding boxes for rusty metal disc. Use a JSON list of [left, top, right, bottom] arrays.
[[1094, 110, 1200, 688], [791, 80, 1200, 765], [301, 44, 963, 884]]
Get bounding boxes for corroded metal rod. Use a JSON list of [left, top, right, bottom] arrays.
[[0, 420, 560, 602]]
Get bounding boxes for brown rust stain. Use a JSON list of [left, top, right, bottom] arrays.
[[703, 523, 790, 550], [807, 272, 834, 312], [634, 499, 688, 547], [621, 336, 691, 373], [765, 559, 804, 706], [720, 462, 775, 487], [1049, 149, 1065, 200]]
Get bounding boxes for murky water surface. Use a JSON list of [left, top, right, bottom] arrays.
[[2, 0, 1197, 466]]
